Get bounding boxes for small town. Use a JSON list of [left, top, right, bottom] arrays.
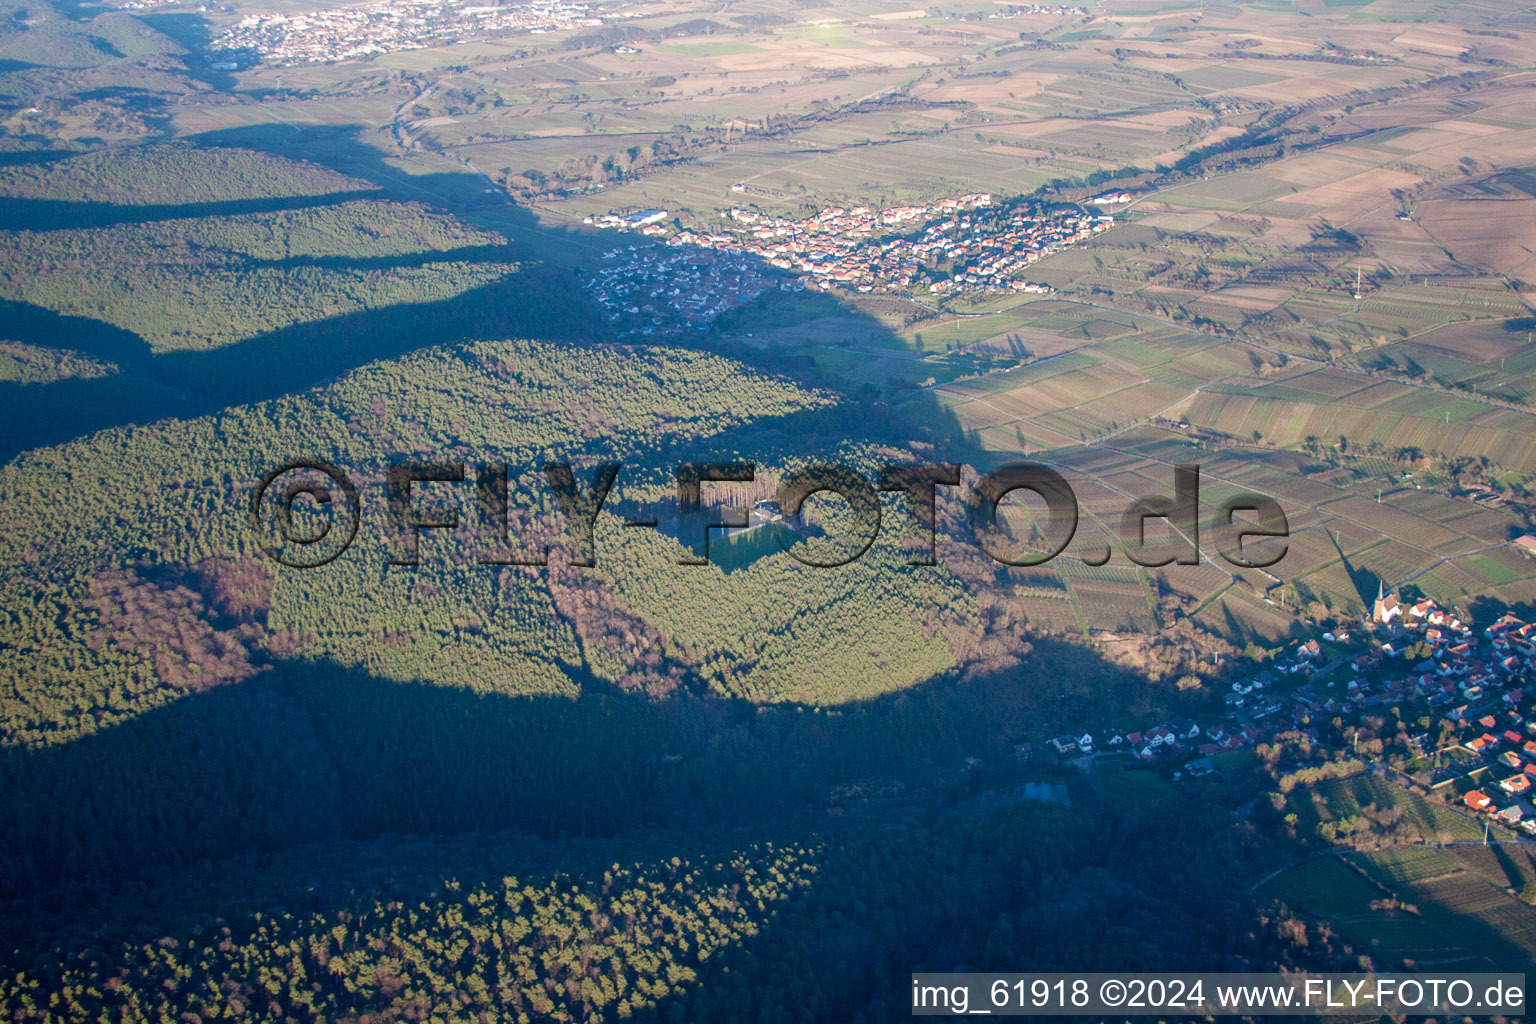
[[209, 0, 605, 65], [1043, 575, 1536, 836], [584, 195, 1111, 332]]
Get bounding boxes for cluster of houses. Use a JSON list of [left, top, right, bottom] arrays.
[[1458, 706, 1536, 835], [711, 195, 1001, 294], [585, 194, 1112, 304], [918, 207, 1112, 296], [985, 4, 1085, 18], [586, 243, 790, 335], [1047, 717, 1216, 764], [1038, 588, 1536, 806], [587, 209, 669, 230], [211, 0, 603, 65], [1434, 610, 1536, 833]]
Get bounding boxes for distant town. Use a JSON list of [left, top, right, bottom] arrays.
[[208, 0, 606, 66], [584, 194, 1116, 333], [189, 1, 1086, 62]]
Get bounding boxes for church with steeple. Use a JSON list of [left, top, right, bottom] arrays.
[[1372, 582, 1402, 624]]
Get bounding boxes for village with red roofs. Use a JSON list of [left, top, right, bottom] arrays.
[[1045, 580, 1536, 836]]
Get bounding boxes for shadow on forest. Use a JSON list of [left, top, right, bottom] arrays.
[[0, 636, 1153, 957], [136, 11, 246, 93], [189, 124, 567, 224], [0, 189, 382, 231], [0, 149, 78, 168], [0, 120, 1251, 997], [0, 264, 591, 458], [0, 122, 985, 473], [4, 649, 1529, 1004]]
